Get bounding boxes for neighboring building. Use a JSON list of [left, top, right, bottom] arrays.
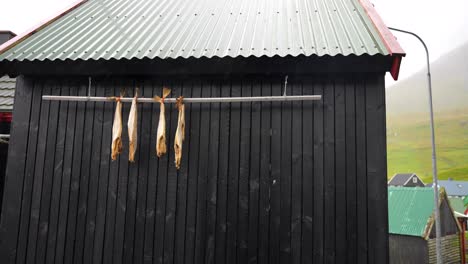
[[0, 31, 16, 46], [449, 197, 468, 216], [0, 75, 14, 212], [449, 196, 468, 264], [0, 30, 15, 215], [0, 0, 405, 263], [388, 187, 463, 264], [439, 179, 468, 197], [388, 173, 425, 187]]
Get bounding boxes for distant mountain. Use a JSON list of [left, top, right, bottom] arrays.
[[386, 42, 468, 116], [386, 43, 468, 181]]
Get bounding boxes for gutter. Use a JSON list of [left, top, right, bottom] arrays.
[[0, 0, 88, 56], [359, 0, 406, 80]]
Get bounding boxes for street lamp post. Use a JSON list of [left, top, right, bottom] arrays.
[[388, 27, 441, 264]]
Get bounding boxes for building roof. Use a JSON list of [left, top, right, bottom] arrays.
[[449, 197, 466, 215], [439, 180, 468, 197], [0, 76, 15, 111], [388, 187, 435, 237], [0, 0, 404, 78], [388, 173, 421, 186]]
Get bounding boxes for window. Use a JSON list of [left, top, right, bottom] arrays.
[[412, 177, 417, 183]]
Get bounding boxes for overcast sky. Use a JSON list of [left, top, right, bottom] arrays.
[[1, 0, 467, 84]]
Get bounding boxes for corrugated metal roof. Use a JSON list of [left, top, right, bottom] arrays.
[[439, 180, 468, 197], [0, 75, 15, 111], [448, 197, 466, 214], [0, 0, 390, 62], [388, 187, 435, 237]]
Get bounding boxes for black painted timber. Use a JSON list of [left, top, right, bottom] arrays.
[[0, 73, 389, 264]]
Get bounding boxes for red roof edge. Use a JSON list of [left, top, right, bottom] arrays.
[[0, 0, 87, 56], [358, 0, 406, 80]]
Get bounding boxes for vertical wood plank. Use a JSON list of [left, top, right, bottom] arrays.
[[26, 82, 50, 264], [183, 80, 201, 264], [291, 81, 303, 264], [81, 80, 104, 264], [111, 79, 131, 264], [122, 82, 140, 264], [73, 79, 96, 264], [279, 78, 292, 263], [173, 81, 192, 264], [257, 80, 271, 264], [35, 81, 61, 264], [55, 80, 78, 264], [132, 80, 153, 264], [301, 78, 314, 264], [269, 81, 281, 264], [345, 79, 358, 263], [63, 81, 87, 264], [237, 80, 251, 264], [204, 80, 220, 264], [323, 79, 335, 264], [334, 78, 347, 264], [163, 81, 180, 264], [0, 76, 33, 263], [92, 81, 114, 263], [194, 80, 211, 264], [102, 81, 121, 264], [16, 79, 43, 264], [45, 82, 69, 264], [225, 80, 241, 264], [355, 77, 368, 264], [214, 81, 230, 264], [247, 79, 261, 264], [366, 74, 388, 264], [312, 80, 324, 264]]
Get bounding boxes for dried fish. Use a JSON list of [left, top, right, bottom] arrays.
[[111, 95, 123, 160], [128, 89, 138, 162], [155, 87, 171, 157], [174, 96, 185, 169]]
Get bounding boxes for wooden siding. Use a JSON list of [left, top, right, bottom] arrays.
[[428, 234, 461, 264], [0, 74, 388, 264], [389, 235, 428, 264], [429, 198, 461, 238]]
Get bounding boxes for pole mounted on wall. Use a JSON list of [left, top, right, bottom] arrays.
[[42, 76, 321, 103], [388, 27, 441, 264], [42, 94, 322, 103]]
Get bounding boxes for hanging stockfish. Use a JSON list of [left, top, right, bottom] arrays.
[[174, 96, 185, 169], [154, 87, 171, 157], [127, 89, 138, 162], [111, 93, 123, 160]]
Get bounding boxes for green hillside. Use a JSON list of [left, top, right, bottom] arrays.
[[387, 110, 468, 183], [386, 42, 468, 183]]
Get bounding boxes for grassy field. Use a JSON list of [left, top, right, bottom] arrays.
[[387, 109, 468, 183]]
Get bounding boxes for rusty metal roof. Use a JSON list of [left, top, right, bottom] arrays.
[[0, 0, 400, 62]]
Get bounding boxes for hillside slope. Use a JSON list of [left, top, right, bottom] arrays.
[[386, 42, 468, 115], [387, 110, 468, 182], [386, 43, 468, 182]]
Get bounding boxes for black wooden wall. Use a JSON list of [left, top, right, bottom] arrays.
[[0, 73, 388, 264], [389, 235, 428, 264]]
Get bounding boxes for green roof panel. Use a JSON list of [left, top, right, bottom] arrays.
[[388, 187, 435, 237], [449, 197, 466, 214], [0, 0, 390, 62]]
